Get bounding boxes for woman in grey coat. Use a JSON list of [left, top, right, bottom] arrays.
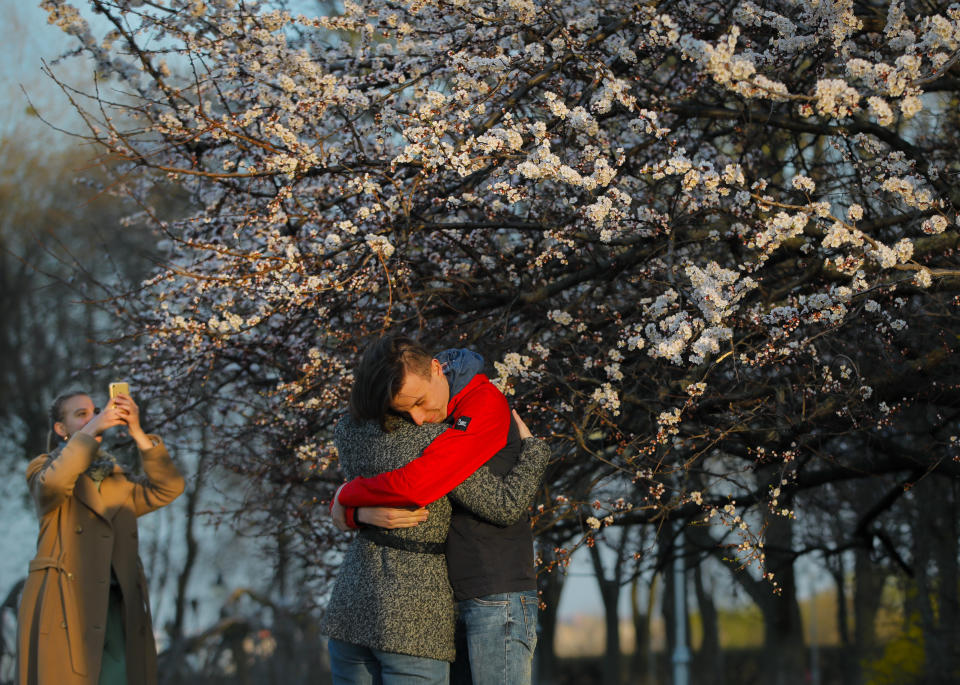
[[320, 410, 549, 684]]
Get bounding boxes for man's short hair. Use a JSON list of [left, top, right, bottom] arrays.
[[349, 333, 433, 427]]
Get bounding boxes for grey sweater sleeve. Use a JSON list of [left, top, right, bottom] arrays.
[[448, 437, 550, 526]]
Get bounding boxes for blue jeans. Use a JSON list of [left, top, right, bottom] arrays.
[[327, 638, 450, 685], [451, 591, 539, 685]]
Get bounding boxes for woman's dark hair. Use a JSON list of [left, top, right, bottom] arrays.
[[349, 334, 432, 428], [46, 391, 90, 452]]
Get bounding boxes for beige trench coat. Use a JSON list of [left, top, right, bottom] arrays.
[[16, 432, 185, 685]]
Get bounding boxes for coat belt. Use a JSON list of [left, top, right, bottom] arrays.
[[28, 556, 89, 676], [28, 556, 66, 573], [358, 528, 446, 555]]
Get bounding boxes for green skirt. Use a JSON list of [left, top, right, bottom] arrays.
[[98, 584, 126, 685]]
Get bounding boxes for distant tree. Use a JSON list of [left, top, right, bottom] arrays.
[[0, 137, 160, 459]]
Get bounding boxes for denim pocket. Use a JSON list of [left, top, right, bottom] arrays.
[[461, 595, 510, 632], [470, 594, 511, 607], [519, 593, 539, 650]]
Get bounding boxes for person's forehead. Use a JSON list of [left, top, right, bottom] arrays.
[[400, 367, 432, 390], [393, 385, 426, 403], [392, 373, 430, 403], [65, 396, 93, 412]]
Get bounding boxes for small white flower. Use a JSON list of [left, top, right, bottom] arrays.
[[922, 215, 948, 234], [900, 95, 922, 119], [867, 96, 895, 126], [365, 234, 395, 260], [792, 175, 815, 193]]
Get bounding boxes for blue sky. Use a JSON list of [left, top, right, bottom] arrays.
[[2, 2, 84, 142]]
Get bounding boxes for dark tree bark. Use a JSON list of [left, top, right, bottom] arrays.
[[630, 573, 657, 685], [756, 514, 806, 685], [587, 530, 628, 685], [687, 510, 805, 685], [853, 544, 885, 683], [914, 477, 960, 685], [660, 529, 677, 662], [825, 553, 849, 648], [693, 563, 722, 685], [536, 549, 567, 685]]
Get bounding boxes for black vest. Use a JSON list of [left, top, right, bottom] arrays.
[[445, 418, 537, 601]]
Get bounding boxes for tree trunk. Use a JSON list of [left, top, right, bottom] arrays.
[[630, 573, 657, 685], [588, 540, 622, 685], [827, 556, 849, 647], [171, 443, 207, 641], [536, 556, 567, 685], [929, 479, 960, 683], [688, 510, 806, 685], [914, 477, 960, 685], [660, 529, 677, 662], [853, 544, 884, 684], [758, 513, 806, 685], [693, 563, 722, 685]]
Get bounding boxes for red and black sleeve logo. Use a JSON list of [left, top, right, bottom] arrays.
[[453, 416, 472, 431]]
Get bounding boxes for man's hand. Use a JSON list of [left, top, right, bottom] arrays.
[[357, 506, 429, 529], [330, 485, 351, 532], [512, 409, 534, 439]]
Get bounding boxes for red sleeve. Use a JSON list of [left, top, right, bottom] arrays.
[[344, 506, 358, 528], [337, 377, 510, 508], [327, 495, 360, 529]]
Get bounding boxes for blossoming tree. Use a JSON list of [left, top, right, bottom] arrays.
[[39, 0, 960, 680]]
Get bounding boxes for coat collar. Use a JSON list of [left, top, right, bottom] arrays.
[[74, 466, 130, 523]]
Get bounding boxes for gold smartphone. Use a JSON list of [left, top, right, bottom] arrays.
[[109, 381, 130, 399]]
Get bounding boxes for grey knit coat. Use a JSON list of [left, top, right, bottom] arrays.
[[320, 414, 550, 661]]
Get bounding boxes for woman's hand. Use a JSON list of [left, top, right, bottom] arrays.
[[357, 506, 429, 529], [111, 394, 155, 450], [78, 403, 126, 439], [330, 486, 351, 532], [329, 487, 428, 532], [512, 409, 534, 440]]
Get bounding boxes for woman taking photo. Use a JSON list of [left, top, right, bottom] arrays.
[[16, 389, 184, 685]]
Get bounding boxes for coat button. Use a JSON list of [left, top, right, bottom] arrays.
[[61, 621, 66, 628], [67, 573, 74, 579], [75, 525, 83, 533]]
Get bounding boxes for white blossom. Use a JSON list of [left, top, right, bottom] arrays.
[[364, 234, 395, 259], [922, 215, 948, 234], [900, 95, 923, 118]]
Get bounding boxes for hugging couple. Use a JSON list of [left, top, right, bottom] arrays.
[[320, 333, 551, 685]]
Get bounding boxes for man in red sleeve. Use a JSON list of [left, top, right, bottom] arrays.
[[330, 334, 543, 685]]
